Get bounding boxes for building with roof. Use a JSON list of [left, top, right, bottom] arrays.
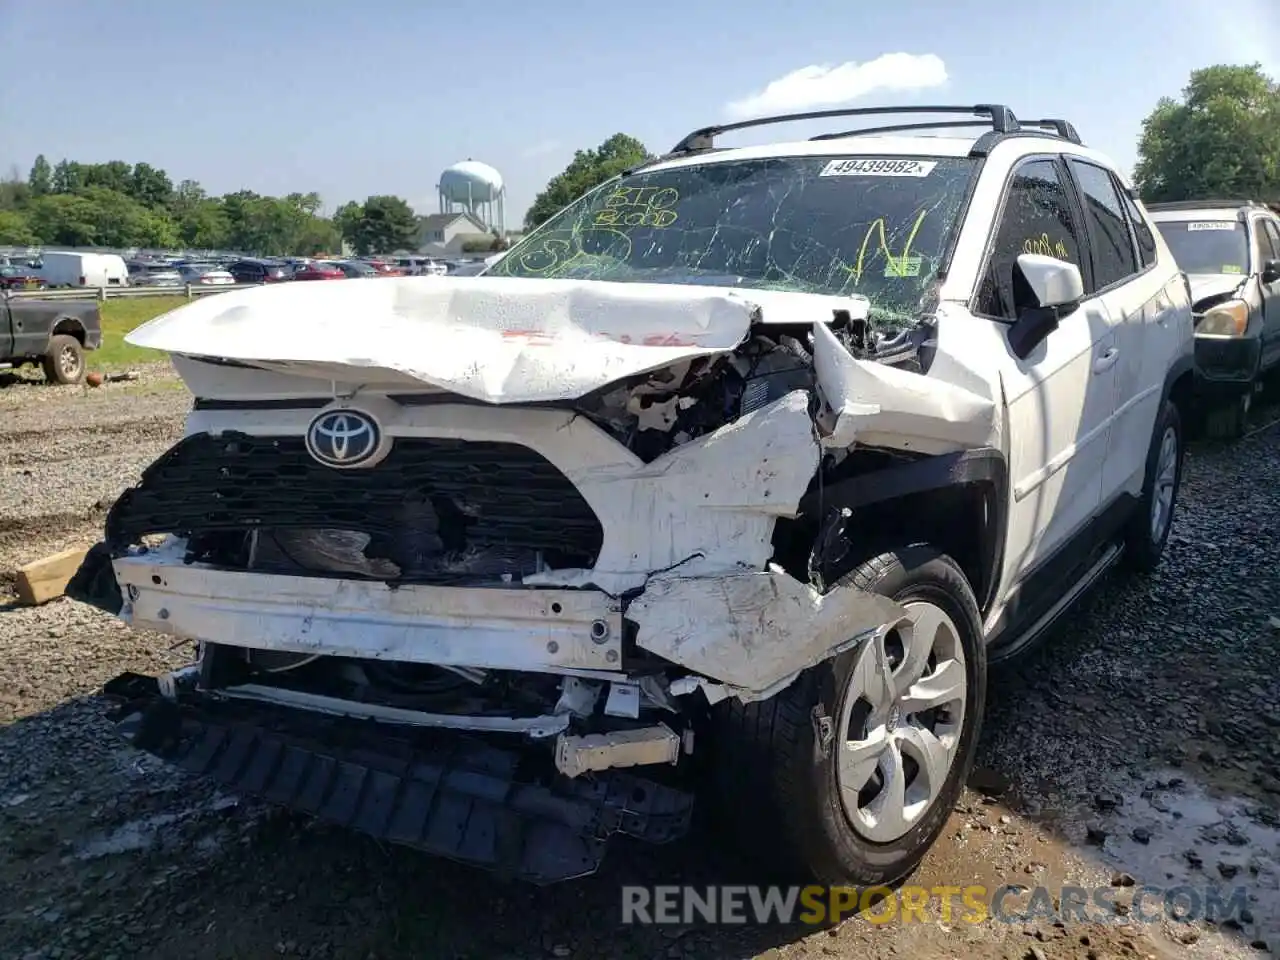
[[416, 211, 493, 256]]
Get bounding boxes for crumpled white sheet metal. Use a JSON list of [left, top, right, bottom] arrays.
[[811, 322, 996, 454], [523, 389, 821, 594], [125, 276, 761, 404], [627, 567, 908, 699], [1187, 273, 1247, 306]]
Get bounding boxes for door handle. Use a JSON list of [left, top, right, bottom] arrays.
[[1093, 347, 1120, 373]]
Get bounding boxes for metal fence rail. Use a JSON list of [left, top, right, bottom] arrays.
[[6, 283, 264, 301]]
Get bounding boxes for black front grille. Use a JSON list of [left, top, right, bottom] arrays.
[[107, 432, 603, 568]]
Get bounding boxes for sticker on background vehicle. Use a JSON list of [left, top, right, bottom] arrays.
[[1222, 265, 1243, 273], [1187, 221, 1237, 231], [819, 159, 937, 178]]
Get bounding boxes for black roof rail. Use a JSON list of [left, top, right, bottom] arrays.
[[1024, 118, 1082, 144], [667, 104, 1021, 155], [1145, 199, 1265, 211], [810, 119, 994, 141]]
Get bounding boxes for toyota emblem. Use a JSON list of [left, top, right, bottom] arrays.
[[305, 408, 385, 468]]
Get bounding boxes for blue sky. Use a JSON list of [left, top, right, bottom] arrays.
[[1, 0, 1277, 226]]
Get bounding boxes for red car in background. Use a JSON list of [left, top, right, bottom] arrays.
[[292, 261, 346, 281], [0, 264, 45, 291], [365, 260, 403, 277]]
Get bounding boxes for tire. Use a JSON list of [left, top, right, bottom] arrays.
[[708, 546, 987, 886], [1122, 398, 1183, 574], [1204, 389, 1251, 440], [41, 334, 85, 385]]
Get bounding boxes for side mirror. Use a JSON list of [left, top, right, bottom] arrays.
[[1262, 259, 1280, 284], [1007, 254, 1084, 360], [1017, 253, 1084, 309]]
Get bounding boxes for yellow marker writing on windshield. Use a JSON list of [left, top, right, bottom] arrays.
[[848, 209, 929, 283], [594, 186, 680, 228]]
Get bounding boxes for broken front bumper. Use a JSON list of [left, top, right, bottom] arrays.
[[70, 537, 906, 702], [101, 673, 693, 884], [101, 540, 626, 674]]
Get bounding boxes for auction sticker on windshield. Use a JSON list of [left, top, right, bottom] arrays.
[[1186, 221, 1237, 231], [819, 158, 938, 178]]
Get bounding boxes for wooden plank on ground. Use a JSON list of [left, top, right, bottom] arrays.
[[14, 546, 89, 606]]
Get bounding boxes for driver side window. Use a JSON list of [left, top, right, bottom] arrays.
[[975, 159, 1085, 320]]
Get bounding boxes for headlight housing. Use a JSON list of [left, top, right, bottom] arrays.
[[1197, 299, 1250, 337]]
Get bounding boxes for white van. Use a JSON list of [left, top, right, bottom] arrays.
[[36, 252, 130, 288]]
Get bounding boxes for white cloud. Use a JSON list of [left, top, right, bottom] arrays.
[[725, 53, 948, 119], [521, 139, 561, 159]]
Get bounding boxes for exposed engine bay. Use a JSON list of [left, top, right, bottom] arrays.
[[568, 310, 934, 462]]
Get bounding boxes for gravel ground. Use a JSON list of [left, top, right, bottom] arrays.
[[1, 366, 1278, 960], [0, 363, 189, 593]]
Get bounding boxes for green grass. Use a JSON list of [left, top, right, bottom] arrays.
[[93, 296, 190, 370]]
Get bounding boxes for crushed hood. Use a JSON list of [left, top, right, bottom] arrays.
[[127, 276, 767, 404], [1187, 273, 1248, 308]]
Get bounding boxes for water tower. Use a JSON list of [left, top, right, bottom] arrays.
[[438, 159, 506, 234]]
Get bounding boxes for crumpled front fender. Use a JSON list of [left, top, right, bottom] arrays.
[[627, 568, 907, 700]]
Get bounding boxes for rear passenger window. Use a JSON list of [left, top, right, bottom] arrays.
[[1068, 160, 1138, 290], [975, 159, 1084, 320], [1119, 190, 1157, 268]]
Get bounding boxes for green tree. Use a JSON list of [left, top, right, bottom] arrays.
[[178, 199, 231, 249], [27, 194, 102, 245], [76, 187, 178, 247], [81, 161, 133, 194], [294, 216, 342, 255], [51, 160, 82, 193], [524, 133, 652, 229], [218, 190, 338, 255], [1134, 63, 1280, 203], [0, 170, 30, 211], [345, 195, 419, 254], [129, 162, 174, 208], [28, 155, 52, 196], [170, 179, 207, 216], [24, 188, 178, 247], [3, 154, 345, 254], [286, 191, 323, 217], [0, 210, 37, 245], [333, 200, 363, 247]]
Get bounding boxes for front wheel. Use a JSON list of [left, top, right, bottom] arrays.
[[1204, 388, 1251, 440], [709, 546, 987, 886]]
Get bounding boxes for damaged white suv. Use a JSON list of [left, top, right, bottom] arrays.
[[70, 105, 1194, 887]]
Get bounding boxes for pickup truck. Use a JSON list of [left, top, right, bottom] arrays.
[[0, 290, 103, 384]]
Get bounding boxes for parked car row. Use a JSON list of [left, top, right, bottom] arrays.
[[0, 249, 486, 292], [121, 254, 460, 286]]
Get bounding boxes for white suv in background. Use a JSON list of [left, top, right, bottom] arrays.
[[71, 104, 1194, 889]]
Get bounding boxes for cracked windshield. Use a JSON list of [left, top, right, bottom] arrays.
[[489, 156, 974, 329]]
